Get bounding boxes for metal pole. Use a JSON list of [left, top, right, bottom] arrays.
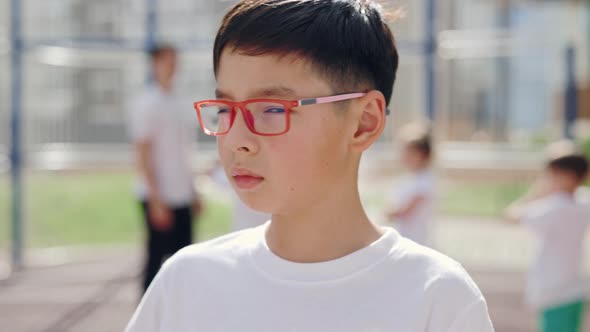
[[10, 0, 24, 270], [145, 0, 158, 83], [586, 0, 590, 81], [564, 45, 578, 139], [495, 0, 511, 141], [146, 0, 157, 52], [425, 0, 436, 120]]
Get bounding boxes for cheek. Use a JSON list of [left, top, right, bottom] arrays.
[[217, 137, 230, 164], [266, 119, 345, 187], [216, 137, 223, 156], [265, 135, 316, 181]]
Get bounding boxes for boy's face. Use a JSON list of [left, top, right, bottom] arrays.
[[215, 50, 361, 214]]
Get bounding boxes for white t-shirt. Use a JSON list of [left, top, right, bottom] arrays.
[[388, 170, 435, 246], [575, 186, 590, 206], [125, 223, 494, 332], [522, 192, 590, 310], [127, 85, 196, 207]]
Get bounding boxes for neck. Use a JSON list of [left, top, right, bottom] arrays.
[[157, 80, 172, 93], [413, 164, 430, 173], [266, 178, 382, 263], [557, 187, 577, 196]]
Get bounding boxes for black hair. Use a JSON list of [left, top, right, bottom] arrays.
[[399, 122, 432, 159], [213, 0, 399, 105], [148, 44, 176, 61], [408, 136, 431, 158], [548, 154, 589, 181]]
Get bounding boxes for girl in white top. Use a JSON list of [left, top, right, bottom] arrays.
[[386, 123, 435, 247], [521, 192, 589, 311], [507, 140, 589, 332]]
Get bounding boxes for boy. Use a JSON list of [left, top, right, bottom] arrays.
[[386, 123, 435, 247], [125, 1, 494, 331], [506, 140, 590, 332]]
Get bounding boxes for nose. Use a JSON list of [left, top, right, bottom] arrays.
[[222, 108, 259, 154]]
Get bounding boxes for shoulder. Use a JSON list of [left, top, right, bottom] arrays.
[[391, 235, 483, 298], [173, 226, 259, 260], [388, 235, 492, 329], [526, 193, 590, 225], [524, 194, 570, 219], [160, 226, 261, 278]]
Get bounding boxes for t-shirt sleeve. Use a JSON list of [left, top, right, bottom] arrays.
[[124, 260, 172, 332], [446, 297, 495, 332], [426, 267, 494, 332], [127, 98, 159, 143], [522, 213, 552, 234], [387, 175, 433, 208], [521, 201, 561, 234]]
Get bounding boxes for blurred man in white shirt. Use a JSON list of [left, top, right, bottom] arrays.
[[127, 45, 200, 293]]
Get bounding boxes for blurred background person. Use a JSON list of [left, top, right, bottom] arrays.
[[385, 123, 436, 247], [506, 140, 590, 332], [127, 44, 201, 293]]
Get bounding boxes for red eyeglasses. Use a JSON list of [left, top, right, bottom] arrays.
[[193, 92, 367, 136]]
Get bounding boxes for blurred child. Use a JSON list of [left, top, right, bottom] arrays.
[[506, 140, 590, 332], [386, 123, 435, 247]]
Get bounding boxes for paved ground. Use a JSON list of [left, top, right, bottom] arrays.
[[2, 218, 589, 332]]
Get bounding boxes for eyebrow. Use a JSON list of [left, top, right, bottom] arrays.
[[214, 89, 232, 99], [215, 86, 298, 100]]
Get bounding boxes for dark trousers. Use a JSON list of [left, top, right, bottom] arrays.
[[140, 201, 194, 293]]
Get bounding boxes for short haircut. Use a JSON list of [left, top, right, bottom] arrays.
[[148, 44, 176, 61], [399, 123, 432, 158], [546, 140, 589, 181], [213, 0, 399, 105]]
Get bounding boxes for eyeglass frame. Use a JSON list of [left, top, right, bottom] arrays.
[[193, 92, 389, 137]]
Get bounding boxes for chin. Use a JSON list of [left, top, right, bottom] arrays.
[[237, 192, 274, 214]]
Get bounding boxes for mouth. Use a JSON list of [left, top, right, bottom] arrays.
[[231, 167, 264, 190]]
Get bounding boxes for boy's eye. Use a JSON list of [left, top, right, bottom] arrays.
[[218, 107, 231, 114], [263, 107, 285, 114]]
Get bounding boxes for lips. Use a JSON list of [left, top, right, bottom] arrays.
[[231, 167, 264, 190]]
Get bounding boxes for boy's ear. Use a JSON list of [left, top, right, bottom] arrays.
[[350, 90, 387, 152]]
